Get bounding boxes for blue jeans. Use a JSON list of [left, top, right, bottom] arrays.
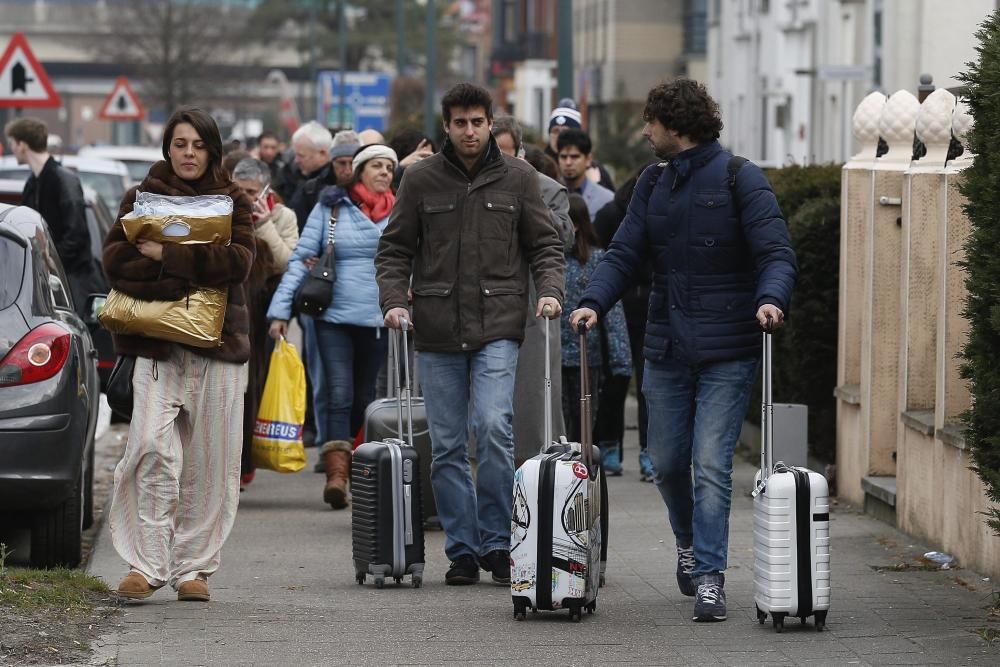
[[643, 356, 758, 577], [419, 340, 520, 561], [312, 322, 387, 443], [299, 315, 329, 443]]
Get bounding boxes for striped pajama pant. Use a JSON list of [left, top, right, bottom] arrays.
[[109, 346, 247, 589]]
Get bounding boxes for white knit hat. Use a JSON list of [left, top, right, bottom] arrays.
[[352, 144, 399, 175]]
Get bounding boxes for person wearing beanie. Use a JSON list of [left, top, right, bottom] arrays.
[[544, 99, 616, 191], [330, 130, 362, 187], [267, 143, 399, 509]]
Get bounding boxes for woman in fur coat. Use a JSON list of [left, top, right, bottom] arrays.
[[105, 108, 256, 603]]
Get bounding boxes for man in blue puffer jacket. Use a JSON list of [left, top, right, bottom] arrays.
[[570, 79, 797, 623]]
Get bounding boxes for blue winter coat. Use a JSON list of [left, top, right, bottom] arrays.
[[578, 141, 797, 365], [267, 186, 388, 328]]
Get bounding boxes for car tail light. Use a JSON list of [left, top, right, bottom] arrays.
[[0, 323, 72, 387]]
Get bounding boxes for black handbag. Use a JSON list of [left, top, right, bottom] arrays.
[[106, 355, 135, 420], [293, 207, 337, 317]]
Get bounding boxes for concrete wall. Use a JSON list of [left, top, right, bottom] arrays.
[[838, 91, 1000, 576]]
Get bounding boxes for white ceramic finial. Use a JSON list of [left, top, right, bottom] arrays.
[[952, 98, 973, 149], [853, 91, 887, 144], [916, 88, 956, 164], [878, 90, 921, 163]]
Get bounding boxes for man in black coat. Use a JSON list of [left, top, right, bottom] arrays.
[[5, 117, 105, 315]]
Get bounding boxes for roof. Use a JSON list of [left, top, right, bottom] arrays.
[[0, 155, 129, 177], [77, 145, 162, 162]]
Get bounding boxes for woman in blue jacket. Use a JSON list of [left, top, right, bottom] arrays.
[[268, 144, 398, 509]]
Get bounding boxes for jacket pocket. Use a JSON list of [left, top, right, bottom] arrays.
[[423, 194, 458, 214], [413, 281, 454, 297], [481, 193, 517, 243], [480, 279, 524, 297]]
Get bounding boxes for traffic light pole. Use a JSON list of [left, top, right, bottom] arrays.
[[424, 0, 436, 139], [557, 0, 573, 100]]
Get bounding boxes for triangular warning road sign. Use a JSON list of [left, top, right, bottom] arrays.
[[0, 33, 61, 108], [99, 77, 145, 121]]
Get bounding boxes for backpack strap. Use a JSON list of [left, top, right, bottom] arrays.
[[727, 155, 748, 189]]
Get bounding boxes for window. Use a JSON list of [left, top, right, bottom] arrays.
[[0, 237, 25, 310], [684, 0, 708, 55]]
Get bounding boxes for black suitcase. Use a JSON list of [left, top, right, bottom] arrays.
[[351, 322, 425, 588], [363, 396, 437, 529]]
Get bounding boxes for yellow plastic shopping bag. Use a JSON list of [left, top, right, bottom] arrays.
[[252, 338, 307, 472]]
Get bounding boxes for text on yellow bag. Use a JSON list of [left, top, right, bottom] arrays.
[[252, 338, 306, 472]]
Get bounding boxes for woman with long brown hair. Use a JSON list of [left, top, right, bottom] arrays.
[[104, 107, 255, 603]]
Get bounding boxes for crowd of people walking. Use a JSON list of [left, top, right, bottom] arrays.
[[6, 77, 795, 623]]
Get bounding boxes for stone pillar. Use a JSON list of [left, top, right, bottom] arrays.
[[937, 100, 973, 428], [862, 90, 919, 477], [835, 91, 884, 503], [899, 88, 955, 418], [896, 88, 955, 537]]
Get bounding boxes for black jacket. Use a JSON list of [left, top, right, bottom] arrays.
[[22, 157, 106, 313], [289, 164, 334, 232], [22, 157, 93, 274]]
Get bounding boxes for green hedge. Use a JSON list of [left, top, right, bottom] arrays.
[[747, 164, 842, 463], [958, 10, 1000, 534]]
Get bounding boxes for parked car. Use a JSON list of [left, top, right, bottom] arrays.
[[0, 155, 130, 214], [77, 145, 161, 186], [0, 178, 23, 206], [82, 187, 116, 389], [0, 203, 101, 568]]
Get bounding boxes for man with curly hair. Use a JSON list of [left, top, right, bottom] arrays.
[[569, 79, 797, 622]]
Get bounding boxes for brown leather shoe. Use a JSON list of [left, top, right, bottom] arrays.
[[177, 579, 210, 602], [116, 572, 161, 600], [321, 441, 352, 510]]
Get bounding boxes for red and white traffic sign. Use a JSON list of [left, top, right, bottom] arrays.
[[99, 76, 145, 121], [0, 33, 61, 108]]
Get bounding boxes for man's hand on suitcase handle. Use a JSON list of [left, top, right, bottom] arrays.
[[570, 307, 598, 332], [537, 297, 562, 319], [384, 307, 413, 330], [757, 304, 784, 331]]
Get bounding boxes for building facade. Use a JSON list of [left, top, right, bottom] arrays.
[[708, 0, 997, 166]]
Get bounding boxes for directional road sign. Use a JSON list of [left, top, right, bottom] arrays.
[[99, 76, 145, 121], [0, 33, 61, 108], [316, 71, 391, 132]]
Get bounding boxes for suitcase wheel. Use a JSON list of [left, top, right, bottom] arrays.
[[755, 604, 767, 624], [513, 600, 528, 621], [586, 601, 596, 615], [374, 576, 385, 589], [815, 610, 827, 632], [771, 612, 786, 633], [568, 606, 583, 623], [412, 575, 422, 589], [356, 574, 366, 585], [394, 576, 403, 585], [599, 574, 606, 588]]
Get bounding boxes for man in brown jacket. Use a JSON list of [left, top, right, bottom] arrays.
[[376, 83, 565, 586]]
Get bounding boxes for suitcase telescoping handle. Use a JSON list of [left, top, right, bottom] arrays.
[[755, 315, 775, 496], [542, 304, 554, 453], [391, 318, 416, 446], [578, 324, 593, 469]]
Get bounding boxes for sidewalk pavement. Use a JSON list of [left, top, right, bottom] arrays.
[[87, 427, 1000, 666]]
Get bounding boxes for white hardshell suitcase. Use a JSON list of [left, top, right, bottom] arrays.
[[752, 321, 831, 632], [510, 312, 602, 622]]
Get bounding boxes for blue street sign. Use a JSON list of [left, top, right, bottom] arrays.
[[316, 71, 391, 132]]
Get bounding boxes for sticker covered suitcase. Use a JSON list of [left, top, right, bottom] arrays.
[[510, 315, 602, 621], [351, 321, 425, 588], [752, 320, 831, 631]]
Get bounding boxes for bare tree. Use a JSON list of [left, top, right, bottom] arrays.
[[95, 1, 248, 112]]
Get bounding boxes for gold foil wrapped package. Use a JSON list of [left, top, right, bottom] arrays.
[[121, 213, 232, 245], [100, 287, 228, 348]]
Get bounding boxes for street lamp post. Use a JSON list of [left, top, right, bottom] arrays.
[[557, 0, 573, 100], [424, 0, 436, 138], [339, 0, 348, 129]]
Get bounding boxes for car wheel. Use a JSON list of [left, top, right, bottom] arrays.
[[30, 470, 83, 569], [82, 446, 95, 530]]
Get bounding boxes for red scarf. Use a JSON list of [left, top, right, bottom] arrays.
[[350, 182, 396, 222]]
